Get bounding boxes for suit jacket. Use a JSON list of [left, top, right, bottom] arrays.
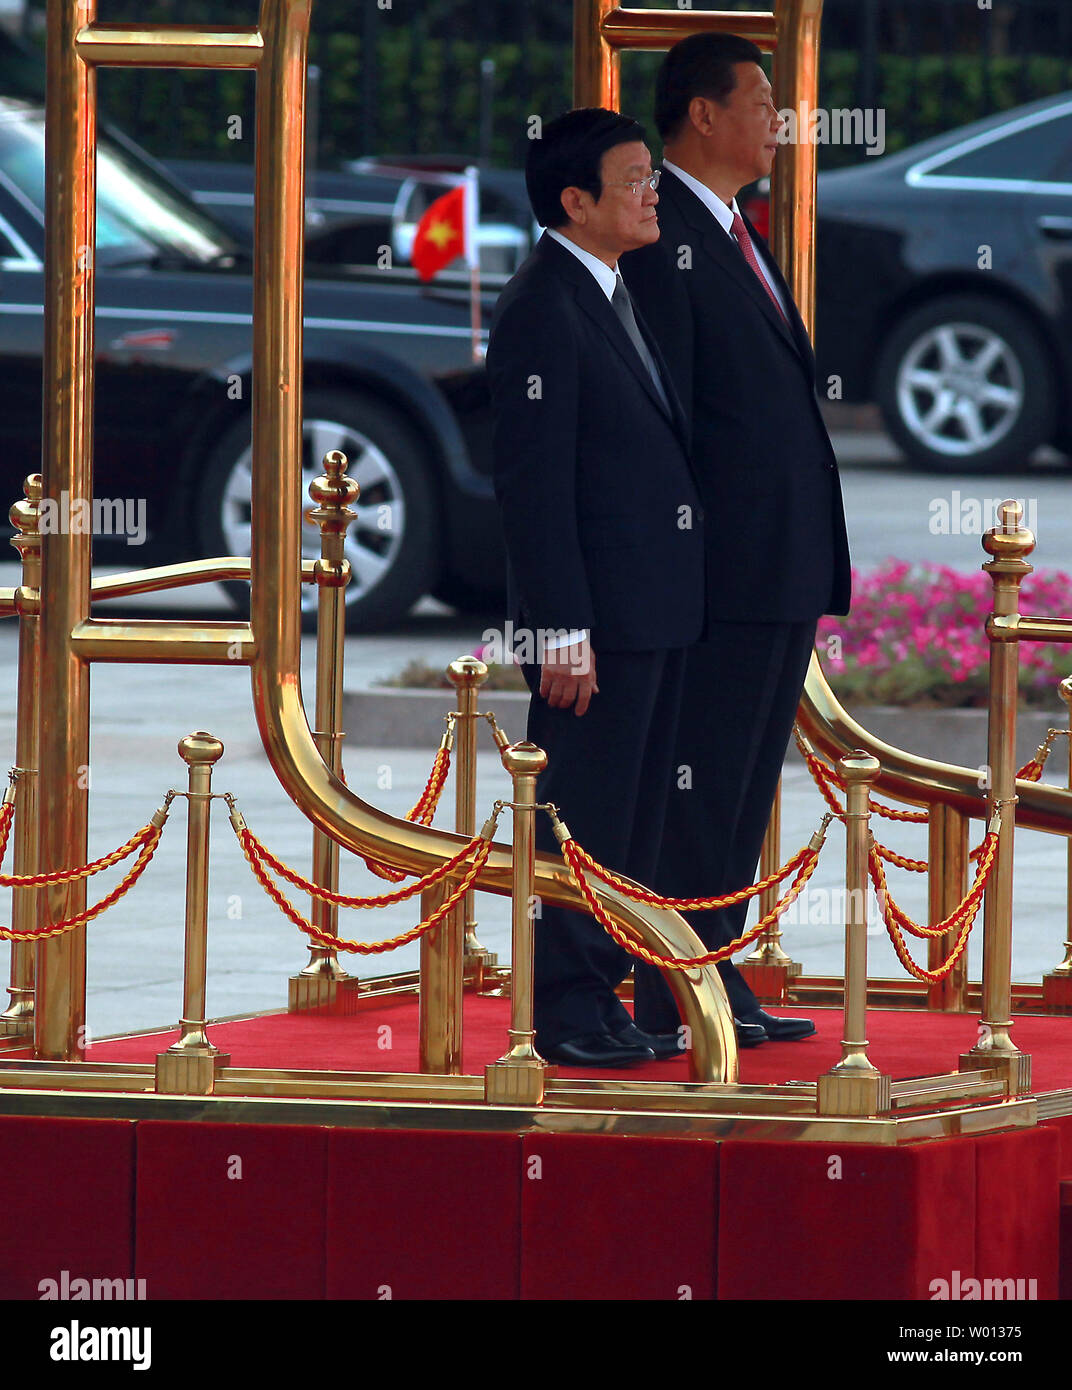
[[621, 168, 851, 623], [486, 231, 705, 653]]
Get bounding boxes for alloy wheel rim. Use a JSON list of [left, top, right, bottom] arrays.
[[220, 416, 407, 611], [896, 322, 1024, 457]]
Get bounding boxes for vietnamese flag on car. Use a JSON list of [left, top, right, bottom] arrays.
[[411, 184, 467, 281]]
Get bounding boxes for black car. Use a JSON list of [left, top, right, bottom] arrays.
[[166, 153, 536, 280], [0, 97, 505, 628], [187, 88, 1072, 478], [744, 91, 1072, 474]]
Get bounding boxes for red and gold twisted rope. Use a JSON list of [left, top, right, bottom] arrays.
[[868, 830, 998, 942], [0, 825, 162, 941], [567, 838, 814, 912], [794, 731, 928, 823], [237, 827, 490, 954], [0, 801, 155, 887], [240, 822, 484, 908], [883, 895, 979, 983], [362, 743, 453, 882], [561, 837, 819, 971], [0, 800, 12, 863], [873, 841, 928, 873]]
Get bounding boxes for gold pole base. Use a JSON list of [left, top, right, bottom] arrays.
[[485, 1058, 553, 1106], [462, 946, 499, 991], [817, 1068, 892, 1117], [295, 949, 352, 981], [0, 995, 34, 1037], [288, 972, 363, 1016], [155, 1049, 231, 1096], [738, 959, 800, 1004], [958, 1049, 1032, 1095], [1042, 972, 1072, 1014]]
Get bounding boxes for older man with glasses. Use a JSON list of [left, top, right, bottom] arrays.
[[486, 107, 707, 1068]]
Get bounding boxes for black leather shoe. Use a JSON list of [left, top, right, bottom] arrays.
[[614, 1021, 688, 1060], [739, 1009, 816, 1042], [734, 1018, 769, 1048], [540, 1033, 656, 1067]]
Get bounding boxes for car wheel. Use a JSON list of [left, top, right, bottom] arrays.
[[196, 389, 439, 631], [874, 295, 1054, 473]]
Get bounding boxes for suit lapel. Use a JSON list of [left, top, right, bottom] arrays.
[[634, 304, 689, 445], [662, 171, 804, 362], [536, 235, 685, 443], [739, 207, 818, 375]]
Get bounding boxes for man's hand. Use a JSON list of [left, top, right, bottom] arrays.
[[539, 638, 599, 716]]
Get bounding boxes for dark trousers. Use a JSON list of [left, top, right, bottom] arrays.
[[633, 622, 817, 1030], [523, 648, 687, 1049]]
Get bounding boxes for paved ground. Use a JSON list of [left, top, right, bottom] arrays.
[[0, 433, 1069, 1040], [832, 433, 1070, 576]]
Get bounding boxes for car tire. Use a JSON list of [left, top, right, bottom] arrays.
[[874, 295, 1054, 473], [196, 388, 439, 631]]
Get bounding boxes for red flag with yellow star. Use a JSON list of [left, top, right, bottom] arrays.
[[411, 184, 467, 281]]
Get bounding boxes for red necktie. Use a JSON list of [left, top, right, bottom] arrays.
[[730, 210, 788, 323]]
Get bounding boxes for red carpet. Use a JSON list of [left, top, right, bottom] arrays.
[[87, 998, 1072, 1093]]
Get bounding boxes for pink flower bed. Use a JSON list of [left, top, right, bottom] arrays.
[[817, 561, 1072, 708]]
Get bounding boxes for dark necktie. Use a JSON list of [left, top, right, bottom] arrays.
[[730, 210, 788, 323], [611, 273, 671, 416]]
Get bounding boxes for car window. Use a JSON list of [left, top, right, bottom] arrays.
[[0, 224, 20, 259], [0, 106, 242, 267], [933, 114, 1072, 183]]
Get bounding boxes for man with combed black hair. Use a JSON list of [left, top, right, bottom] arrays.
[[486, 107, 706, 1067], [622, 33, 852, 1045]]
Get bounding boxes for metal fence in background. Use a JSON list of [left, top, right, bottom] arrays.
[[17, 0, 1072, 167]]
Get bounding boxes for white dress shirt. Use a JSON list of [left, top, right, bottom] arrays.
[[661, 160, 789, 319], [546, 226, 618, 301]]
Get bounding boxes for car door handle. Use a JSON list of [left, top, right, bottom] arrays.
[[1038, 215, 1072, 240]]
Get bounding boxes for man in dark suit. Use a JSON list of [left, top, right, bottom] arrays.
[[621, 33, 852, 1045], [486, 107, 706, 1067]]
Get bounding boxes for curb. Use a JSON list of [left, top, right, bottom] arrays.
[[342, 689, 1064, 773], [836, 706, 1061, 777]]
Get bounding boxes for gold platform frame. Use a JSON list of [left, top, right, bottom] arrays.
[[3, 0, 1061, 1142]]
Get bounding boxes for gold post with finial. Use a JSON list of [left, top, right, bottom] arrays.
[[1044, 676, 1072, 1010], [485, 741, 553, 1105], [446, 656, 498, 982], [289, 449, 362, 1014], [0, 477, 43, 1039], [959, 500, 1033, 1093], [156, 733, 231, 1095], [818, 750, 891, 1116]]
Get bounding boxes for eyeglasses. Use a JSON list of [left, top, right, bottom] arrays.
[[610, 169, 661, 196]]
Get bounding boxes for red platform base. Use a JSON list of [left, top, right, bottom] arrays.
[[0, 1002, 1066, 1301], [0, 1112, 1065, 1301]]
